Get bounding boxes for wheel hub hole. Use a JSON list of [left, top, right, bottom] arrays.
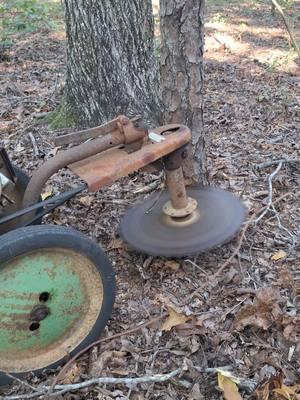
[[29, 322, 40, 331], [39, 292, 50, 302]]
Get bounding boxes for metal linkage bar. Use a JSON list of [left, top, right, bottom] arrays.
[[0, 184, 86, 227], [22, 118, 147, 214]]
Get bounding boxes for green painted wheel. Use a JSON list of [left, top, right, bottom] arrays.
[[0, 225, 115, 385]]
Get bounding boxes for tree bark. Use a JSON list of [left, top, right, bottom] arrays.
[[62, 0, 161, 127], [160, 0, 206, 183]]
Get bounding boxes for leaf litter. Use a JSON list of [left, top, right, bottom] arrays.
[[0, 1, 299, 399]]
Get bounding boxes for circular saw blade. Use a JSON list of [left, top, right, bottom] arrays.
[[120, 187, 245, 257]]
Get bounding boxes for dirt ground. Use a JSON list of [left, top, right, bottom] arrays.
[[0, 1, 299, 399]]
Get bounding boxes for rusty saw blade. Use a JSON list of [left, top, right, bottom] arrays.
[[120, 187, 245, 257]]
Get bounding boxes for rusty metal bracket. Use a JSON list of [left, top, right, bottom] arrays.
[[20, 119, 191, 225], [22, 120, 148, 211], [54, 115, 143, 147], [69, 125, 191, 192]]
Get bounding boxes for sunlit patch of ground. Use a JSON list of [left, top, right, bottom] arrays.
[[49, 29, 66, 40], [205, 2, 300, 74]]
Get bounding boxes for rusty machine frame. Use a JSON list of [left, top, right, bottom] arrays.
[[0, 115, 195, 231]]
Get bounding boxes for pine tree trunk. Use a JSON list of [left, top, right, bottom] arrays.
[[62, 0, 161, 127], [160, 0, 206, 183]]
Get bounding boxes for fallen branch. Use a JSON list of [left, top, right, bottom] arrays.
[[254, 161, 283, 224], [0, 364, 258, 400], [133, 172, 164, 194], [52, 312, 167, 388], [0, 369, 181, 400], [255, 161, 297, 246], [3, 373, 39, 393], [271, 0, 300, 58], [256, 158, 299, 169], [253, 162, 296, 245], [184, 259, 209, 276], [27, 132, 39, 157]]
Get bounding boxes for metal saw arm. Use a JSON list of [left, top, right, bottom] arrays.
[[22, 118, 191, 212]]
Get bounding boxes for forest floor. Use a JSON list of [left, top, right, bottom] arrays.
[[0, 1, 300, 399]]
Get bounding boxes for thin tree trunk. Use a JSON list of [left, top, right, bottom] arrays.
[[62, 0, 161, 127], [271, 0, 300, 58], [160, 0, 206, 183]]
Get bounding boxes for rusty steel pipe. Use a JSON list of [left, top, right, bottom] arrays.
[[22, 131, 126, 211], [165, 168, 188, 209], [163, 146, 189, 210], [163, 145, 198, 218]]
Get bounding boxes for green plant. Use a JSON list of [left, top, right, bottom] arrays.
[[265, 49, 297, 71], [210, 13, 228, 23], [0, 0, 62, 50]]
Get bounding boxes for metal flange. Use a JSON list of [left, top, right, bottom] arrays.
[[162, 197, 198, 218]]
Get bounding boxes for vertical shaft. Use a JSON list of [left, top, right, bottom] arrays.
[[165, 168, 188, 209]]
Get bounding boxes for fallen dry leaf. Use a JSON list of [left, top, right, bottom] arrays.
[[107, 238, 126, 250], [90, 351, 127, 376], [79, 195, 93, 207], [164, 260, 181, 271], [271, 250, 287, 261], [279, 316, 300, 343], [161, 307, 190, 331], [60, 362, 82, 384], [175, 320, 206, 337], [233, 287, 283, 331], [218, 371, 243, 400], [255, 381, 270, 400], [254, 371, 297, 400], [273, 384, 300, 400], [41, 190, 53, 200], [283, 323, 300, 343]]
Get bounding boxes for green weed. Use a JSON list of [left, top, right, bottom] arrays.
[[0, 0, 63, 51], [210, 13, 229, 23], [265, 49, 298, 71]]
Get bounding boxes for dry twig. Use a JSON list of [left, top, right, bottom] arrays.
[[271, 0, 300, 58], [52, 312, 167, 388], [0, 365, 258, 400], [27, 132, 39, 157], [3, 373, 39, 393], [0, 369, 181, 400], [254, 161, 283, 224], [257, 158, 299, 169], [254, 162, 296, 245]]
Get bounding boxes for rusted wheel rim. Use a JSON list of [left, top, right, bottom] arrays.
[[0, 248, 103, 373]]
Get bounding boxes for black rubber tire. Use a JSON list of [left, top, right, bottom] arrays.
[[0, 225, 116, 386]]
